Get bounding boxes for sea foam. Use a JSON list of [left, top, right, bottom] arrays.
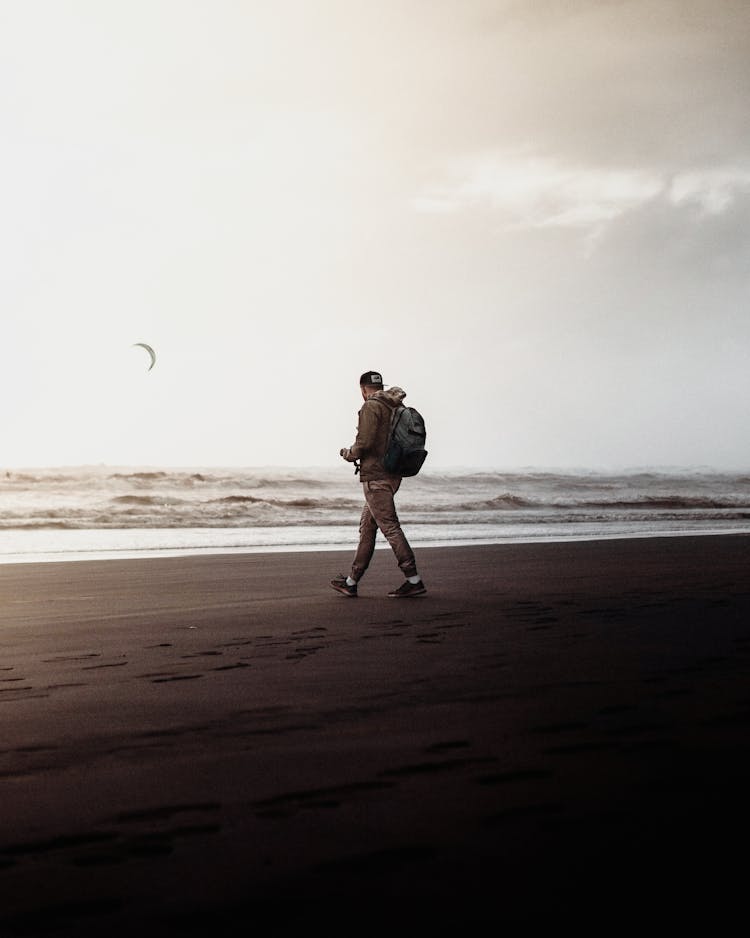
[[1, 466, 749, 562]]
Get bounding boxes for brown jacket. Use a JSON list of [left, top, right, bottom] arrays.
[[349, 387, 406, 482]]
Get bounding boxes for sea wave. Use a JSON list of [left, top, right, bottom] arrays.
[[425, 494, 750, 512], [2, 467, 750, 537], [110, 495, 190, 506], [111, 471, 173, 481], [584, 495, 750, 509]]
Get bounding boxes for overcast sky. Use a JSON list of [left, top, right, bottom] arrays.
[[2, 0, 749, 470]]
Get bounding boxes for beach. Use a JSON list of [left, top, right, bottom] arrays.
[[2, 535, 750, 932]]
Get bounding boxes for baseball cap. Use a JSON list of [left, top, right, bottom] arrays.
[[359, 370, 384, 387]]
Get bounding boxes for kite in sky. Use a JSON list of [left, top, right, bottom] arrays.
[[132, 342, 156, 371]]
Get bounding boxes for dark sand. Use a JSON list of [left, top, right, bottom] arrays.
[[2, 536, 750, 933]]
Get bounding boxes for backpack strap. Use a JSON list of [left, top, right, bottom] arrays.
[[388, 404, 405, 435]]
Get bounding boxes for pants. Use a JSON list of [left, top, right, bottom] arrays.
[[351, 479, 417, 581]]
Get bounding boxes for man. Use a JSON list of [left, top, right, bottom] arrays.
[[330, 370, 426, 598]]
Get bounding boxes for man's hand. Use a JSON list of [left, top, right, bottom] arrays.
[[340, 447, 355, 462]]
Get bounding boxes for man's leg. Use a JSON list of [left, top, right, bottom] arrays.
[[350, 499, 379, 582], [360, 480, 417, 578]]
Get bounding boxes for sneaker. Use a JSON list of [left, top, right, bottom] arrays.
[[330, 574, 357, 597], [387, 579, 426, 598]]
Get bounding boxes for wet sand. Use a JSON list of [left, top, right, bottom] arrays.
[[2, 536, 750, 933]]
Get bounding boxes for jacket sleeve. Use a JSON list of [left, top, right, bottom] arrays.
[[350, 401, 381, 458]]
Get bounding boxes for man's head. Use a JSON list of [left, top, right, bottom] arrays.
[[359, 370, 384, 400]]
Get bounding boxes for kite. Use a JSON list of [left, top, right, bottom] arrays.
[[132, 342, 156, 371]]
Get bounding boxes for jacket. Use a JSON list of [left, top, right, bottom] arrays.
[[349, 387, 406, 482]]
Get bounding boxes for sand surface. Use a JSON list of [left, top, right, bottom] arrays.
[[2, 537, 750, 932]]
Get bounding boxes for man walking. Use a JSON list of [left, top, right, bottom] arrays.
[[330, 370, 426, 598]]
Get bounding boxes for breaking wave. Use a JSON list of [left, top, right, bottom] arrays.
[[2, 467, 750, 540]]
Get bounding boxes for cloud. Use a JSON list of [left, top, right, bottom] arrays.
[[414, 154, 750, 245], [413, 154, 663, 229], [669, 168, 750, 214]]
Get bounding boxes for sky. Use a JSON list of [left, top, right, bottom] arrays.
[[2, 0, 749, 470]]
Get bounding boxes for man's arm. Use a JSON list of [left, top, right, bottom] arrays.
[[340, 400, 382, 462], [349, 400, 380, 459]]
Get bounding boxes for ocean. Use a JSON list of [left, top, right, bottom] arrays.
[[1, 465, 750, 564]]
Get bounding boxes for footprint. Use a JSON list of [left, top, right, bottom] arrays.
[[316, 844, 436, 875], [81, 661, 128, 671], [475, 768, 554, 786], [530, 721, 588, 735], [252, 781, 392, 819], [379, 756, 495, 778], [151, 674, 203, 683], [1, 831, 118, 858], [481, 802, 564, 826], [424, 740, 471, 753], [112, 802, 221, 823]]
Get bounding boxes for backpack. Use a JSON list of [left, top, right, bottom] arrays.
[[383, 404, 428, 477]]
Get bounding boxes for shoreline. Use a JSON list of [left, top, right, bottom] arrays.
[[2, 536, 750, 930], [3, 523, 750, 566]]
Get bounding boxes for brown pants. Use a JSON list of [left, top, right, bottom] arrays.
[[351, 479, 417, 581]]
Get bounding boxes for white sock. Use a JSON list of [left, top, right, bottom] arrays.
[[346, 576, 357, 587], [408, 575, 421, 584]]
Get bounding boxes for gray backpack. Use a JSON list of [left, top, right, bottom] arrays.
[[383, 405, 428, 477]]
